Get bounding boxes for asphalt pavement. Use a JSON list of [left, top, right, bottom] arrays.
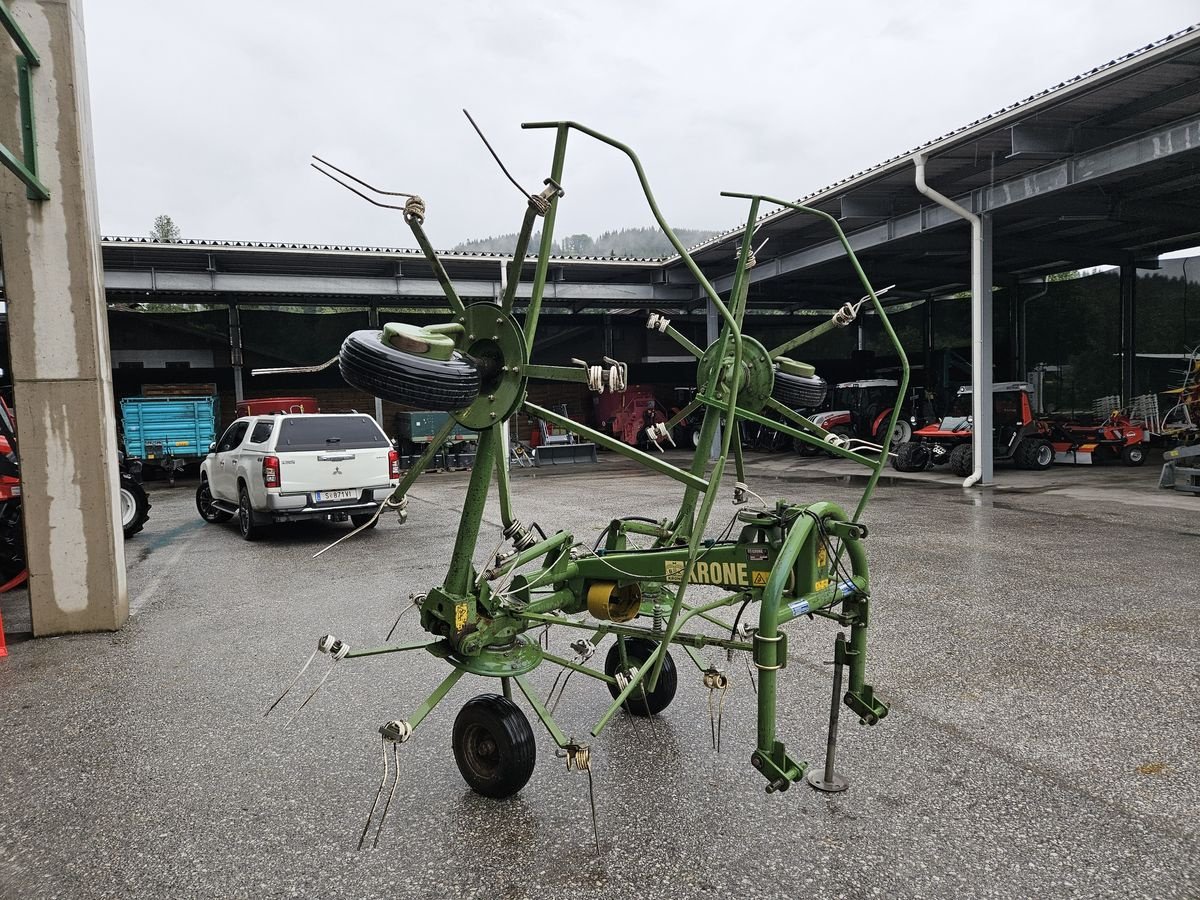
[[0, 453, 1196, 899]]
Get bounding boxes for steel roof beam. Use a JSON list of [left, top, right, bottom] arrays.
[[700, 114, 1200, 298]]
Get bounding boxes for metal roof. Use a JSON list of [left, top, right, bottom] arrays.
[[22, 24, 1196, 314], [671, 24, 1200, 304]]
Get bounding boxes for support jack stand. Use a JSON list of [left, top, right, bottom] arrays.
[[807, 632, 849, 794]]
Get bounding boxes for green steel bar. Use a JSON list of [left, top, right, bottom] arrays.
[[523, 401, 708, 492], [0, 139, 46, 201], [728, 199, 762, 326], [722, 192, 910, 523], [502, 204, 540, 312], [773, 574, 868, 627], [662, 396, 703, 434], [541, 651, 617, 685], [406, 667, 467, 731], [524, 364, 587, 383], [492, 426, 515, 528], [443, 426, 498, 596], [344, 639, 440, 659], [406, 217, 466, 316], [15, 55, 46, 201], [761, 397, 879, 466], [490, 528, 572, 579], [516, 610, 752, 653], [513, 675, 571, 748], [731, 422, 747, 484], [662, 322, 703, 359], [679, 600, 737, 633], [682, 644, 709, 673], [700, 394, 878, 468], [754, 511, 818, 762], [524, 125, 569, 344], [0, 2, 40, 64], [389, 416, 460, 501], [769, 315, 842, 359]]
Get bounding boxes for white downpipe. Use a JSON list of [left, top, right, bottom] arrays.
[[913, 154, 985, 488]]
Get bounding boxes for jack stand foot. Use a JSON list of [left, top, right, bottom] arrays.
[[805, 769, 849, 793]]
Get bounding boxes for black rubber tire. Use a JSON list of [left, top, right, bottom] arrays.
[[1121, 444, 1146, 466], [772, 370, 828, 409], [196, 478, 232, 523], [604, 638, 677, 717], [452, 694, 536, 799], [339, 329, 480, 411], [1015, 438, 1054, 471], [892, 441, 929, 472], [350, 512, 380, 529], [948, 443, 974, 477], [119, 472, 152, 539], [237, 485, 265, 541], [0, 502, 25, 582]]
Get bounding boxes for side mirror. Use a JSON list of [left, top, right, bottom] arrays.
[[209, 442, 218, 454]]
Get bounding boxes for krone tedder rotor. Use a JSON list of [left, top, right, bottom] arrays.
[[267, 117, 909, 847]]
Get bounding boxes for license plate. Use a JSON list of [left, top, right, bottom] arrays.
[[315, 489, 357, 503]]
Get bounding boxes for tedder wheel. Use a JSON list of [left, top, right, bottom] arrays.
[[1015, 438, 1054, 471], [772, 371, 828, 410], [892, 441, 929, 472], [119, 472, 152, 539], [948, 443, 974, 477], [452, 694, 536, 799], [1121, 444, 1146, 466], [340, 329, 480, 411], [238, 485, 265, 542], [604, 637, 677, 717], [350, 512, 380, 529], [196, 477, 232, 523]]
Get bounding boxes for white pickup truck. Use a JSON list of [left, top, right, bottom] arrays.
[[196, 413, 399, 540]]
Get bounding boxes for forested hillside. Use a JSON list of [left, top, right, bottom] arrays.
[[452, 225, 719, 258]]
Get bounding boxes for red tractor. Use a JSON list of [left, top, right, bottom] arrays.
[[893, 382, 1054, 476], [806, 380, 935, 454]]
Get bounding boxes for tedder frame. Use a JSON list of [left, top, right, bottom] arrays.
[[269, 117, 910, 844]]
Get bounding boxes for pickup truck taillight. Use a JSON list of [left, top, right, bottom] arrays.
[[262, 455, 281, 488], [388, 449, 400, 479]]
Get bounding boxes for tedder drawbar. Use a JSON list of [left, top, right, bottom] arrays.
[[264, 115, 909, 850]]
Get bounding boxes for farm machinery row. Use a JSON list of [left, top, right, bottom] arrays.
[[264, 116, 910, 847]]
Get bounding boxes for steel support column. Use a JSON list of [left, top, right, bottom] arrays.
[[227, 304, 244, 403], [1120, 263, 1137, 403], [975, 215, 994, 485]]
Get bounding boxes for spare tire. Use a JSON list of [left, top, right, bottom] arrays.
[[339, 329, 480, 411], [773, 370, 827, 409]]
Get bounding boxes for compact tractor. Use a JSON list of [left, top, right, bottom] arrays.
[[265, 117, 909, 848], [1045, 412, 1147, 466], [893, 381, 1053, 475]]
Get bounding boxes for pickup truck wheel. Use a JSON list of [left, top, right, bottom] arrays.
[[196, 478, 232, 524], [238, 485, 265, 541], [350, 513, 379, 530], [340, 329, 480, 411], [119, 473, 152, 538]]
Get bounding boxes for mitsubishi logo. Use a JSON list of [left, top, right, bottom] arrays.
[[332, 466, 342, 475]]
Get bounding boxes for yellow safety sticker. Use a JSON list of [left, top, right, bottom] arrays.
[[751, 570, 769, 587], [454, 603, 468, 631], [816, 544, 828, 568], [814, 578, 830, 592]]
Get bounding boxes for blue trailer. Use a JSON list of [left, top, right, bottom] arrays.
[[120, 396, 217, 483]]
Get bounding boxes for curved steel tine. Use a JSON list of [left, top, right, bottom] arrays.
[[310, 162, 410, 211], [462, 109, 534, 201], [311, 155, 416, 198]]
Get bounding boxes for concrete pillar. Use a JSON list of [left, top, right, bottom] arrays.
[[1120, 263, 1136, 403], [0, 0, 127, 633]]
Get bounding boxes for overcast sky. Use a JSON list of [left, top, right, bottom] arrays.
[[85, 1, 1198, 250]]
